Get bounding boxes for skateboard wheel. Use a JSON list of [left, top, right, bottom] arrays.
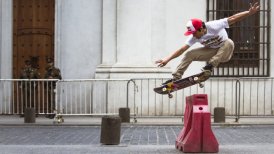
[[199, 83, 204, 88], [194, 77, 199, 81], [168, 94, 173, 98], [162, 87, 167, 91]]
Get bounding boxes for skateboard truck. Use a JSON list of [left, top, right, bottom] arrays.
[[162, 82, 175, 98], [162, 88, 173, 98], [194, 74, 207, 88]]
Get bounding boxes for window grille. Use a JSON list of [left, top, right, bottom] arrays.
[[207, 0, 270, 77]]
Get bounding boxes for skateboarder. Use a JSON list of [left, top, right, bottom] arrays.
[[155, 2, 260, 84]]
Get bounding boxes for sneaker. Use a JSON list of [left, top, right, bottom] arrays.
[[202, 63, 213, 71]]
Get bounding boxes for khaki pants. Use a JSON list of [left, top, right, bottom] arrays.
[[172, 39, 234, 80]]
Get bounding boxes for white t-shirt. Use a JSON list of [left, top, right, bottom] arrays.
[[185, 18, 229, 48]]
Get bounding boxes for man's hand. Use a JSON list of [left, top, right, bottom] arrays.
[[248, 2, 260, 15], [155, 59, 168, 67]]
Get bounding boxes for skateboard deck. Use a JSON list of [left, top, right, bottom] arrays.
[[154, 70, 211, 98]]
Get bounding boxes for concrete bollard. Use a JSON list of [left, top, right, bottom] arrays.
[[24, 108, 36, 123], [214, 107, 225, 123], [119, 108, 130, 123], [100, 116, 121, 145]]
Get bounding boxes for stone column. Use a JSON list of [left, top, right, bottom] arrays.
[[0, 0, 13, 79], [0, 0, 13, 114], [96, 0, 171, 79]]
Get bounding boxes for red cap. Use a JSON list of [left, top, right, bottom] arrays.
[[184, 18, 203, 36]]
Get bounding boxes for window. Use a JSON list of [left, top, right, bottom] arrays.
[[207, 0, 270, 77]]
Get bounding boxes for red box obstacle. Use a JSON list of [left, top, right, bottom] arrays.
[[175, 94, 219, 153]]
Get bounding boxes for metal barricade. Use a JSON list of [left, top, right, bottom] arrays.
[[1, 78, 274, 122], [130, 78, 239, 121], [237, 77, 274, 120], [0, 79, 59, 115], [56, 79, 132, 116]]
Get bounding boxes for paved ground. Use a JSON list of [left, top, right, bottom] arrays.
[[1, 125, 274, 145], [1, 124, 274, 153], [1, 115, 274, 153]]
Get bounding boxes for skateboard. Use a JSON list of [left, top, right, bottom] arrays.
[[154, 70, 211, 98]]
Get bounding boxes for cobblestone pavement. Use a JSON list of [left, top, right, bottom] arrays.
[[1, 125, 274, 153], [1, 125, 274, 145]]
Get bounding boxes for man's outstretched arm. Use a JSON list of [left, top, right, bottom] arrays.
[[155, 44, 189, 67], [228, 2, 260, 25]]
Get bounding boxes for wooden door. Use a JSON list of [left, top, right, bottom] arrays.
[[13, 0, 55, 78], [13, 0, 55, 113]]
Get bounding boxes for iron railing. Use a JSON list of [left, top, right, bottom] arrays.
[[130, 78, 240, 121], [0, 78, 274, 122]]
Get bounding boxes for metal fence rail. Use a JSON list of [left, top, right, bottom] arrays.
[[237, 78, 274, 117], [130, 78, 240, 119], [56, 79, 132, 115], [0, 79, 59, 115], [1, 78, 274, 121], [0, 79, 133, 116]]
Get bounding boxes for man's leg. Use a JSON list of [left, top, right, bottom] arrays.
[[208, 39, 235, 67], [172, 47, 218, 80]]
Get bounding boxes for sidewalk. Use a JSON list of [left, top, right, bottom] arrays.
[[0, 121, 274, 154], [1, 115, 274, 154], [1, 144, 274, 154]]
